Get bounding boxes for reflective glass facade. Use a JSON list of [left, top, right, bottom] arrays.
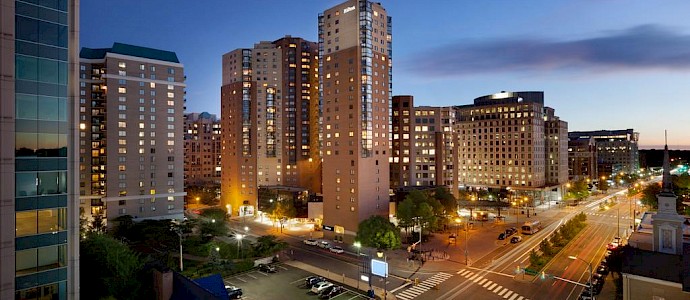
[[14, 0, 70, 298]]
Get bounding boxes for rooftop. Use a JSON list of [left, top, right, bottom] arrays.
[[80, 42, 180, 63]]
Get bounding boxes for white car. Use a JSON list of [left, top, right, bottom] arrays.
[[318, 241, 330, 249], [303, 239, 318, 246], [311, 281, 333, 294], [329, 246, 344, 254]]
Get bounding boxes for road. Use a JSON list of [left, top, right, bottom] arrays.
[[211, 183, 651, 300]]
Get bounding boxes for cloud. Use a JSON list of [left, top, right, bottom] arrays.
[[406, 25, 690, 76]]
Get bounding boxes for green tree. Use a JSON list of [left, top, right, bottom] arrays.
[[396, 190, 440, 233], [111, 215, 135, 239], [186, 184, 219, 206], [90, 213, 106, 234], [200, 207, 228, 221], [200, 219, 228, 239], [356, 215, 402, 250], [640, 183, 661, 209], [252, 235, 288, 257], [433, 186, 457, 215], [565, 179, 590, 203], [81, 233, 142, 299], [598, 179, 610, 193], [539, 239, 554, 256]]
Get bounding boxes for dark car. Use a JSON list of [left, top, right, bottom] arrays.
[[258, 263, 277, 273], [578, 289, 593, 300], [596, 264, 609, 276], [319, 286, 343, 299], [510, 236, 523, 243], [591, 278, 604, 295], [305, 276, 325, 288], [498, 233, 506, 240], [225, 285, 243, 299]]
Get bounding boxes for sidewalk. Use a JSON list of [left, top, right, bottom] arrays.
[[285, 260, 396, 300]]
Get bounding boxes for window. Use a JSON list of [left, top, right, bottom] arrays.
[[119, 62, 126, 68], [118, 87, 126, 93], [167, 92, 174, 98]]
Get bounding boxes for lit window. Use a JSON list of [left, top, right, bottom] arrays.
[[118, 87, 126, 94], [118, 62, 126, 68]]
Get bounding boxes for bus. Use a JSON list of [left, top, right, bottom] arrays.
[[521, 220, 541, 235]]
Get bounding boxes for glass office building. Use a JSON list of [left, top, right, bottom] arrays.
[[1, 0, 80, 299]]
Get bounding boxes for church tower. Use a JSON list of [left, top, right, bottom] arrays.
[[651, 138, 685, 255]]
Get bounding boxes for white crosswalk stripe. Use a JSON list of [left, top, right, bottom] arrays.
[[479, 278, 487, 285], [517, 296, 524, 300], [497, 288, 507, 296], [509, 293, 519, 300], [503, 291, 513, 298], [493, 285, 502, 293], [483, 280, 493, 288], [395, 272, 453, 300], [488, 283, 497, 290]]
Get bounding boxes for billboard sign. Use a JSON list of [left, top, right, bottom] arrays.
[[371, 259, 388, 278]]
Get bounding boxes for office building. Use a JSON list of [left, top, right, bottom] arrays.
[[568, 129, 639, 176], [0, 0, 80, 298], [568, 137, 597, 180], [455, 91, 568, 204], [390, 95, 457, 195], [319, 0, 392, 241], [184, 112, 221, 186], [78, 43, 186, 223], [221, 36, 320, 217]]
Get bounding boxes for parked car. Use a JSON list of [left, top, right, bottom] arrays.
[[311, 281, 333, 294], [305, 276, 325, 288], [510, 236, 523, 243], [498, 233, 506, 240], [319, 285, 343, 299], [258, 263, 277, 273], [596, 264, 609, 276], [225, 285, 243, 299], [505, 227, 517, 236], [303, 239, 318, 246], [578, 288, 594, 300], [591, 278, 604, 294], [318, 241, 331, 249], [329, 246, 345, 254]]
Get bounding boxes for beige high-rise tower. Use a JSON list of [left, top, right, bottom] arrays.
[[319, 0, 392, 242]]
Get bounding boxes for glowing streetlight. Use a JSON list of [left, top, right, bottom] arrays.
[[568, 256, 593, 297]]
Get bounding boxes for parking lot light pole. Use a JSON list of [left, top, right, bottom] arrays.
[[569, 256, 593, 297]]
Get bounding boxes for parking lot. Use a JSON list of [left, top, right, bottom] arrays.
[[223, 262, 370, 300]]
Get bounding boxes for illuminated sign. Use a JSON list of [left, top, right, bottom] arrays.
[[343, 6, 355, 14], [371, 259, 388, 278], [322, 225, 334, 231]]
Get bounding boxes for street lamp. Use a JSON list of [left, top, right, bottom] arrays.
[[376, 250, 387, 300], [170, 226, 183, 271], [235, 233, 244, 258], [568, 256, 593, 297], [195, 197, 200, 205]]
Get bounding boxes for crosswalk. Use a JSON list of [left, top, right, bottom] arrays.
[[585, 212, 631, 219], [456, 269, 529, 300], [395, 272, 453, 300]]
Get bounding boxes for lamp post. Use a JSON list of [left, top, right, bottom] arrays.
[[171, 226, 183, 272], [376, 250, 387, 300], [235, 233, 244, 258], [569, 255, 593, 298]]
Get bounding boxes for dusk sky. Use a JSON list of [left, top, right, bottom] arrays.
[[81, 1, 690, 149]]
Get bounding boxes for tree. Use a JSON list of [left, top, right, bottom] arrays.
[[252, 235, 288, 257], [395, 190, 440, 234], [81, 233, 142, 299], [200, 207, 228, 221], [640, 183, 661, 209], [111, 215, 135, 239], [433, 186, 457, 215], [186, 184, 219, 206], [356, 215, 401, 250], [598, 179, 610, 193], [565, 179, 590, 203], [90, 213, 106, 234]]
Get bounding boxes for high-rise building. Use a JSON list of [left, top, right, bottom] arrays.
[[183, 112, 221, 186], [455, 91, 568, 204], [0, 0, 80, 298], [221, 36, 320, 217], [319, 0, 392, 241], [390, 96, 457, 195], [568, 129, 639, 176], [544, 107, 568, 186], [568, 137, 597, 180], [78, 43, 186, 224]]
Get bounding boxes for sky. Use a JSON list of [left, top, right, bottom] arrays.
[[80, 1, 690, 149]]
